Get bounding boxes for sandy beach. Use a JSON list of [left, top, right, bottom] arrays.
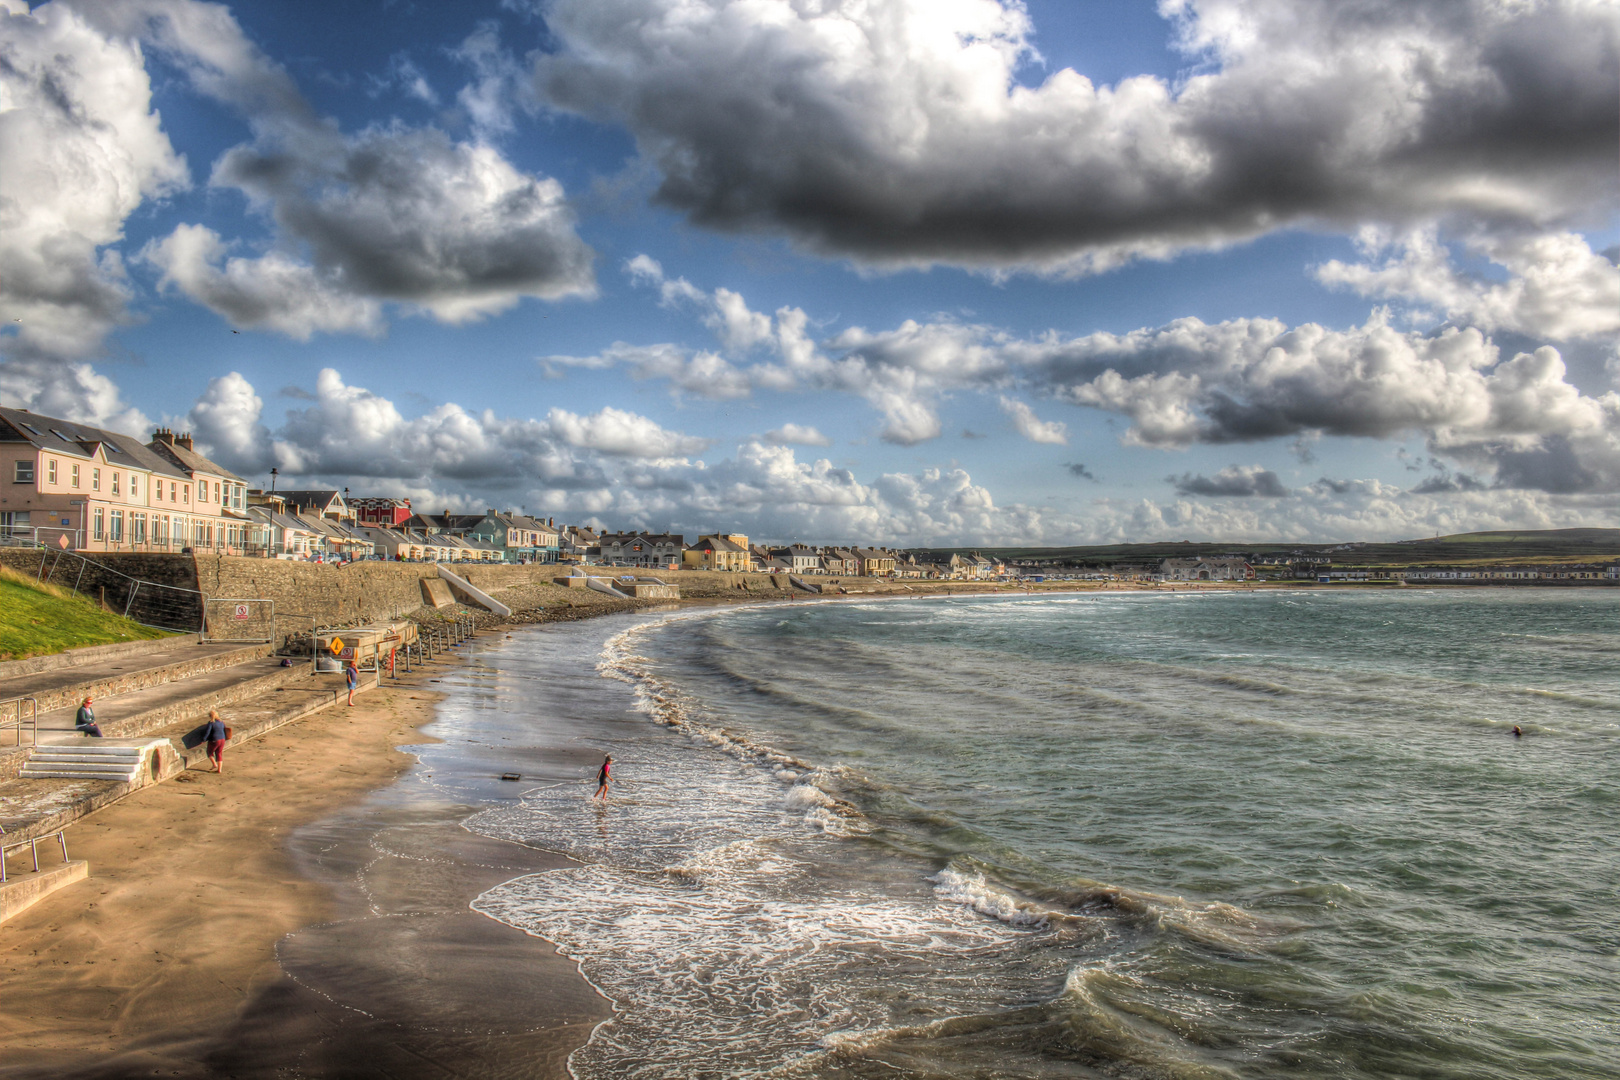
[[0, 659, 608, 1079]]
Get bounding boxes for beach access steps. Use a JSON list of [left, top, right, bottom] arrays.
[[0, 637, 301, 781], [18, 740, 167, 783]]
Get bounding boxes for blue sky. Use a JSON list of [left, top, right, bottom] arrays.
[[2, 0, 1616, 544]]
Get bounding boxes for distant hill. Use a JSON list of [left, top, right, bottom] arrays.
[[921, 528, 1620, 568]]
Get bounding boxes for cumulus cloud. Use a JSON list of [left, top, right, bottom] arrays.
[[999, 395, 1068, 444], [534, 0, 1617, 272], [144, 225, 383, 339], [567, 265, 1620, 493], [64, 0, 594, 336], [542, 405, 710, 458], [0, 0, 185, 428], [764, 424, 832, 447], [0, 357, 150, 437], [1317, 230, 1620, 341], [161, 366, 1059, 545], [1170, 465, 1289, 498], [0, 0, 188, 359]]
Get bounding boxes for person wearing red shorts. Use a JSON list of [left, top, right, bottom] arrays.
[[202, 709, 228, 774]]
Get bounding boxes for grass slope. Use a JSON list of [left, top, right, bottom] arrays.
[[0, 566, 170, 661]]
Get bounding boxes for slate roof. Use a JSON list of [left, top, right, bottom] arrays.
[[0, 406, 190, 479], [146, 436, 244, 482]]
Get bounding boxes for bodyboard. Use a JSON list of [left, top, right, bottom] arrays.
[[181, 723, 209, 750]]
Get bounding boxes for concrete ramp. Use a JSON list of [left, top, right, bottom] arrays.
[[420, 577, 456, 610], [435, 565, 513, 616], [789, 575, 821, 594]]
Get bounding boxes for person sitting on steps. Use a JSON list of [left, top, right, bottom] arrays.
[[76, 697, 103, 737]]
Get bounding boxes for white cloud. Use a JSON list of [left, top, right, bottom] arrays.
[[572, 266, 1620, 493], [0, 357, 150, 438], [185, 371, 270, 470], [535, 0, 1617, 271], [764, 423, 832, 447], [542, 406, 710, 458], [1317, 230, 1620, 341], [998, 395, 1068, 444]]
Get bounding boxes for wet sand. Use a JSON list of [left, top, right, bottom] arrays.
[[0, 666, 609, 1079]]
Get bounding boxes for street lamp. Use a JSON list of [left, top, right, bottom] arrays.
[[270, 467, 278, 493]]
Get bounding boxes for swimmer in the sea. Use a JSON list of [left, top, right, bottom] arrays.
[[1512, 725, 1523, 738], [594, 754, 612, 801]]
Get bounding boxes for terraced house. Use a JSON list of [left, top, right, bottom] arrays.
[[0, 408, 260, 554]]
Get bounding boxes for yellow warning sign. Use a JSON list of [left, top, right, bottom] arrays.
[[328, 636, 344, 655]]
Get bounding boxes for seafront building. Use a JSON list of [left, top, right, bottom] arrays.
[[1, 407, 261, 554]]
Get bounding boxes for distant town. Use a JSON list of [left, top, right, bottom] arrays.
[[3, 408, 1616, 585]]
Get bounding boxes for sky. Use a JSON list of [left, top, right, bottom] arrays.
[[1, 0, 1617, 546]]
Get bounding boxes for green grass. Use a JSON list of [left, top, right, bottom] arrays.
[[0, 566, 171, 661]]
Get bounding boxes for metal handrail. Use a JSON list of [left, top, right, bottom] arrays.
[[0, 824, 68, 883], [0, 697, 38, 746]]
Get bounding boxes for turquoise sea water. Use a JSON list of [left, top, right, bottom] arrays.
[[470, 590, 1619, 1078]]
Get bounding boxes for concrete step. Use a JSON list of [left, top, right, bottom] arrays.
[[25, 755, 141, 767], [31, 744, 146, 758], [20, 766, 138, 781]]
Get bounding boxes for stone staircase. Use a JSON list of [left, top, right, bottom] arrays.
[[18, 740, 167, 782]]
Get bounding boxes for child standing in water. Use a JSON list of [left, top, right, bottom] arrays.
[[594, 754, 612, 801]]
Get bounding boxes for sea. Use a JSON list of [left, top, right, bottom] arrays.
[[454, 589, 1618, 1079]]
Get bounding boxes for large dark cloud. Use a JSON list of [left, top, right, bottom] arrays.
[[65, 0, 597, 336], [1170, 466, 1290, 498], [533, 0, 1617, 271]]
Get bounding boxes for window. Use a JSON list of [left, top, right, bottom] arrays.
[[13, 459, 33, 483], [183, 484, 190, 504], [133, 513, 146, 544], [47, 459, 57, 484], [71, 463, 80, 488], [214, 481, 221, 503], [155, 515, 168, 545], [111, 472, 120, 495], [103, 441, 121, 454], [93, 507, 104, 541], [110, 509, 123, 543], [130, 474, 139, 498], [91, 468, 100, 491]]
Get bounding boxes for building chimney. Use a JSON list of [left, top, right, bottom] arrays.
[[176, 432, 194, 451], [152, 427, 175, 445]]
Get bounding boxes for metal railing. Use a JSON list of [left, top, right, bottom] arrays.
[[0, 697, 37, 746], [0, 824, 68, 883]]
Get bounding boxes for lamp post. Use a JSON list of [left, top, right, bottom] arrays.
[[270, 467, 278, 493]]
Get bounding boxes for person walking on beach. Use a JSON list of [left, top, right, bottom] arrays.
[[594, 754, 612, 802], [345, 660, 359, 706], [75, 697, 102, 737], [202, 709, 228, 774]]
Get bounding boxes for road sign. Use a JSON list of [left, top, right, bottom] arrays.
[[57, 534, 69, 549], [234, 604, 250, 619], [329, 636, 344, 654]]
